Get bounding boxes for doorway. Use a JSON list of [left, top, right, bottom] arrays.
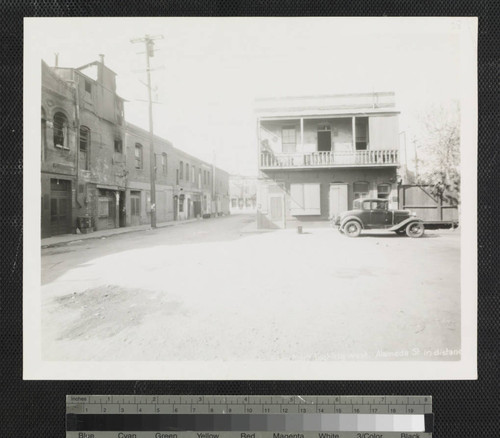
[[329, 183, 348, 219], [50, 178, 72, 236], [317, 129, 332, 152], [130, 191, 141, 226], [119, 191, 126, 227], [268, 194, 285, 228], [173, 196, 178, 221]]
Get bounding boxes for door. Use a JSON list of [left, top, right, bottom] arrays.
[[269, 194, 285, 228], [369, 200, 391, 227], [329, 183, 348, 219], [130, 191, 141, 226], [317, 130, 332, 151], [50, 179, 72, 236], [97, 190, 117, 230], [119, 191, 126, 227]]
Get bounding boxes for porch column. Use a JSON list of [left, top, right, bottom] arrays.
[[352, 116, 356, 150], [300, 118, 304, 151]]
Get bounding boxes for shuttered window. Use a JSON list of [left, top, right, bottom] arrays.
[[290, 183, 321, 215]]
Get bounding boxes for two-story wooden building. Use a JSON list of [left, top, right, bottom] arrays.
[[256, 92, 401, 228]]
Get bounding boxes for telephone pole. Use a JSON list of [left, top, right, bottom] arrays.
[[130, 34, 163, 228]]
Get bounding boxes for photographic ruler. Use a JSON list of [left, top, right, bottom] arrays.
[[66, 395, 433, 438]]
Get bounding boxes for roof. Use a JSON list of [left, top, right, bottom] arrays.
[[255, 92, 399, 118]]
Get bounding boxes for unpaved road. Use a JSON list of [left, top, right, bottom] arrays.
[[41, 215, 461, 361]]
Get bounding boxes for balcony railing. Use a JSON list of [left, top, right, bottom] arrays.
[[260, 149, 399, 169]]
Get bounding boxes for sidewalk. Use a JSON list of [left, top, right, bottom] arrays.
[[41, 218, 199, 248]]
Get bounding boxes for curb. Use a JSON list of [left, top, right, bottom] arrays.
[[41, 218, 201, 249]]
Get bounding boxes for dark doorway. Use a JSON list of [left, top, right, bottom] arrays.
[[317, 130, 331, 151], [193, 201, 201, 218], [50, 178, 72, 236], [119, 191, 126, 227]]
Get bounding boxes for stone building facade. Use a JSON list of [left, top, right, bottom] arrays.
[[41, 58, 229, 238]]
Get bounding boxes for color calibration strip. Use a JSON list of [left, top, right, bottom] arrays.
[[66, 395, 433, 438]]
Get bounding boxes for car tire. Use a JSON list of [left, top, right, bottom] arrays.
[[344, 220, 361, 237], [405, 221, 425, 238]]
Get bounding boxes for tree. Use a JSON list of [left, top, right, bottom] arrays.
[[416, 101, 461, 204]]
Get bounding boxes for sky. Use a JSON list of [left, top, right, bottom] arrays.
[[29, 17, 469, 175]]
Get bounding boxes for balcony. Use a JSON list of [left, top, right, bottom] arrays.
[[260, 149, 399, 169]]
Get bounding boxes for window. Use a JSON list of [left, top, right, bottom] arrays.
[[79, 126, 90, 170], [135, 143, 143, 169], [355, 117, 369, 150], [377, 184, 391, 199], [161, 153, 167, 175], [353, 182, 369, 200], [371, 200, 388, 210], [198, 169, 201, 188], [231, 198, 237, 208], [185, 163, 189, 181], [191, 166, 195, 183], [114, 138, 123, 153], [179, 161, 184, 180], [362, 200, 372, 210], [176, 169, 179, 185], [53, 112, 68, 149], [84, 80, 92, 100], [290, 183, 321, 215], [282, 126, 296, 153]]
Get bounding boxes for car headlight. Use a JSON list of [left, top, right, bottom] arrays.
[[411, 212, 417, 217]]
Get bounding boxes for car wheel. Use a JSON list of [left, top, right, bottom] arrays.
[[344, 220, 361, 237], [406, 221, 425, 238]]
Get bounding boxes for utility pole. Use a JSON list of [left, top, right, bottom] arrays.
[[412, 136, 419, 182], [130, 34, 163, 228]]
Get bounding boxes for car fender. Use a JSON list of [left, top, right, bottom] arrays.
[[340, 215, 364, 230], [389, 217, 423, 231]]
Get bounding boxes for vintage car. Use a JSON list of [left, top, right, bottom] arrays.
[[333, 198, 425, 238]]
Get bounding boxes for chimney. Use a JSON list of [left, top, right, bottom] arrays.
[[54, 52, 59, 67], [99, 54, 105, 65]]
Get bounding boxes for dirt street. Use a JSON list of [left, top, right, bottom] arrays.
[[41, 215, 461, 361]]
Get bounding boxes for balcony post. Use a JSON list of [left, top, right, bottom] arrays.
[[300, 117, 304, 151], [352, 116, 356, 151]]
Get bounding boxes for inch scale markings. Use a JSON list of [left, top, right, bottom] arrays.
[[67, 395, 433, 438]]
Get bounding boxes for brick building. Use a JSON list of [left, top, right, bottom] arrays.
[[41, 58, 229, 238], [255, 92, 401, 228]]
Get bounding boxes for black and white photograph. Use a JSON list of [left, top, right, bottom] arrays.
[[23, 17, 477, 380]]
